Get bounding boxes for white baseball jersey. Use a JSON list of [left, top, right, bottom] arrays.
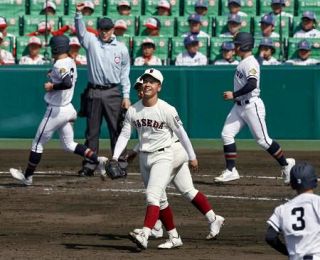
[[214, 59, 239, 65], [260, 31, 280, 38], [0, 49, 15, 64], [175, 51, 208, 66], [234, 55, 260, 101], [234, 11, 247, 17], [220, 31, 236, 38], [182, 31, 210, 39], [285, 58, 320, 66], [44, 57, 77, 107], [75, 54, 87, 65], [258, 56, 281, 65], [267, 193, 320, 260], [123, 99, 182, 152], [19, 55, 45, 65], [134, 56, 162, 66], [272, 11, 293, 19], [294, 29, 320, 38]]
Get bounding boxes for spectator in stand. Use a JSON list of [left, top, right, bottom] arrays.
[[142, 17, 162, 36], [114, 19, 129, 37], [286, 40, 320, 66], [182, 14, 210, 39], [227, 0, 248, 17], [269, 0, 293, 19], [220, 14, 242, 38], [134, 38, 162, 66], [19, 36, 45, 65], [257, 37, 281, 65], [117, 0, 131, 16], [41, 1, 56, 16], [195, 0, 208, 16], [69, 36, 87, 65], [27, 21, 53, 36], [214, 41, 239, 65], [82, 1, 95, 16], [260, 14, 280, 38], [175, 35, 207, 66], [0, 16, 15, 38], [157, 0, 171, 16], [0, 32, 15, 65], [294, 11, 320, 38]]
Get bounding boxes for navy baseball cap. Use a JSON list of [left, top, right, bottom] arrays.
[[271, 0, 285, 5], [228, 0, 241, 6], [98, 17, 114, 30], [259, 37, 274, 48], [302, 11, 317, 21], [290, 163, 318, 191], [195, 0, 208, 8], [188, 13, 202, 23], [260, 14, 275, 26], [298, 40, 311, 50], [221, 41, 235, 50], [184, 35, 199, 46], [228, 14, 241, 24]]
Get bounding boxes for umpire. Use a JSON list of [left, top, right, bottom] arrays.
[[75, 3, 131, 176]]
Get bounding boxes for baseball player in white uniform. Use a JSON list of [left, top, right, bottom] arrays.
[[266, 162, 320, 260], [134, 38, 162, 66], [286, 40, 320, 66], [0, 32, 14, 65], [214, 41, 239, 65], [257, 37, 281, 65], [19, 36, 45, 65], [215, 32, 295, 183], [10, 36, 107, 186], [130, 76, 224, 248], [294, 11, 320, 38]]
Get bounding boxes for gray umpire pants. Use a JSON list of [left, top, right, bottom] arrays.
[[83, 86, 123, 170]]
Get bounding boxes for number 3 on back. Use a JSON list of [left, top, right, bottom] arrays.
[[292, 207, 305, 231]]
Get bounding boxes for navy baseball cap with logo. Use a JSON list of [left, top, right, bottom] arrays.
[[259, 37, 275, 49], [290, 163, 318, 191], [98, 17, 114, 30], [228, 0, 241, 6], [228, 14, 241, 24], [260, 14, 275, 26], [298, 40, 311, 50], [188, 13, 202, 23], [195, 0, 208, 8], [184, 35, 199, 46], [221, 41, 235, 50], [302, 11, 317, 21], [271, 0, 285, 5]]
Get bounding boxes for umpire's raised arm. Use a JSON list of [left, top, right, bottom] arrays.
[[74, 3, 92, 48]]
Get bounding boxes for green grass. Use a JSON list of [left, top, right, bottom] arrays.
[[1, 138, 320, 151]]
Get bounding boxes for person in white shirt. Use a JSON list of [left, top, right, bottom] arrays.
[[257, 37, 281, 65], [220, 14, 242, 38], [194, 0, 208, 16], [0, 32, 15, 65], [286, 40, 320, 66], [269, 0, 293, 19], [182, 13, 210, 39], [266, 162, 320, 260], [157, 0, 171, 16], [259, 13, 280, 38], [294, 11, 320, 38], [214, 41, 239, 65], [134, 38, 162, 66], [19, 36, 45, 65], [175, 35, 207, 66], [69, 36, 87, 65], [227, 0, 248, 17]]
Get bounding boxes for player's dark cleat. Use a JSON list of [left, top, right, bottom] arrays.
[[78, 167, 95, 177]]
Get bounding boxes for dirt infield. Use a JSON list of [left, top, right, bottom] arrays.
[[0, 149, 318, 260]]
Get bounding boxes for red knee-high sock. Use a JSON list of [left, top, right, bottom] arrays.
[[144, 205, 160, 229], [191, 192, 212, 215], [159, 206, 175, 231]]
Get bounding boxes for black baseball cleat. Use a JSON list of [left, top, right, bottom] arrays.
[[78, 167, 95, 177]]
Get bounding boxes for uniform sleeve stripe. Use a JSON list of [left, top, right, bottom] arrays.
[[267, 220, 280, 232]]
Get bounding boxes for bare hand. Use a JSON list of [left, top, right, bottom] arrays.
[[223, 91, 234, 100], [44, 82, 54, 92], [76, 3, 85, 12], [122, 98, 131, 109], [125, 150, 138, 163], [189, 159, 198, 172]]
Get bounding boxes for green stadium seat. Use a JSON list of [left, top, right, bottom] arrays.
[[139, 16, 175, 36], [133, 36, 169, 63], [183, 0, 219, 16], [297, 0, 320, 17], [5, 16, 24, 36], [215, 15, 250, 36], [23, 15, 60, 35], [287, 38, 320, 59], [144, 0, 180, 16], [116, 35, 131, 49], [171, 36, 207, 62], [106, 0, 142, 16], [110, 15, 137, 36], [259, 0, 294, 16], [68, 0, 105, 16], [29, 0, 65, 15], [253, 36, 283, 60], [176, 15, 211, 36], [0, 0, 27, 16], [252, 15, 291, 38], [221, 0, 257, 16]]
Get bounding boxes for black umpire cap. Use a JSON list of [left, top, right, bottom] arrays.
[[98, 17, 114, 30]]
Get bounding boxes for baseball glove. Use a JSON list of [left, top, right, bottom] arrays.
[[106, 159, 128, 180]]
